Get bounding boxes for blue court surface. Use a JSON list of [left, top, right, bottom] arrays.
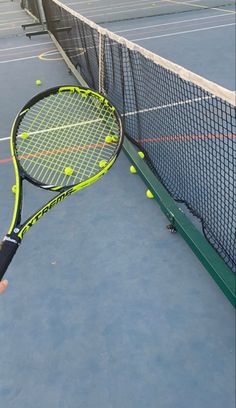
[[0, 1, 235, 408]]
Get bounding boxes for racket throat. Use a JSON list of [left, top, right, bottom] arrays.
[[3, 233, 21, 246], [17, 187, 77, 240]]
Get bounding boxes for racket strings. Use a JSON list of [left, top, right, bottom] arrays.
[[63, 104, 114, 184], [20, 94, 67, 143], [17, 96, 66, 163], [19, 95, 70, 176], [19, 93, 84, 153], [26, 94, 88, 182], [38, 122, 115, 185], [21, 123, 116, 183], [18, 93, 115, 156], [20, 92, 89, 134], [67, 109, 117, 183], [34, 103, 117, 185], [16, 91, 120, 186], [46, 95, 104, 184]]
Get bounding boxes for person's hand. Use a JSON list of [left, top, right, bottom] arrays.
[[0, 280, 8, 294]]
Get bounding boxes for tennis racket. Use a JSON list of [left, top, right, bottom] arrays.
[[0, 85, 123, 279]]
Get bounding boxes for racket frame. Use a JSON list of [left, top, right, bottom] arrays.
[[2, 85, 123, 254]]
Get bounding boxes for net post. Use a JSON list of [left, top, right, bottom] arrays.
[[98, 33, 105, 95]]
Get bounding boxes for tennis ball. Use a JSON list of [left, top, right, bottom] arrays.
[[21, 132, 28, 139], [36, 79, 41, 86], [138, 151, 145, 158], [111, 135, 119, 142], [130, 165, 137, 174], [12, 185, 17, 194], [64, 167, 74, 176], [146, 189, 154, 199], [99, 160, 107, 168], [105, 136, 112, 143]]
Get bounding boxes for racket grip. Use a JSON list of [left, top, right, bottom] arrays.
[[0, 238, 19, 280]]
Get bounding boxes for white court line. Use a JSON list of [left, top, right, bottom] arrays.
[[0, 23, 234, 64], [0, 10, 26, 15], [68, 0, 153, 6], [122, 96, 213, 117], [0, 21, 30, 31], [72, 0, 165, 13], [0, 13, 230, 56], [0, 3, 17, 7], [84, 2, 236, 19], [67, 0, 102, 5], [0, 95, 213, 143], [68, 0, 217, 13], [0, 55, 38, 64], [0, 136, 10, 142], [0, 41, 52, 52], [0, 15, 30, 22], [81, 4, 174, 19], [0, 18, 31, 26], [114, 13, 235, 34], [133, 22, 235, 42], [18, 118, 103, 137], [86, 6, 168, 19]]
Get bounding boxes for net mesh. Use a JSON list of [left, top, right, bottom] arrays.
[[42, 0, 236, 273], [20, 0, 42, 21]]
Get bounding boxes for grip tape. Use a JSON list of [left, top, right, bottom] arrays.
[[0, 238, 19, 280]]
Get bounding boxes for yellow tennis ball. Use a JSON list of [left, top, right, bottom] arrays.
[[36, 79, 41, 86], [111, 135, 119, 143], [130, 165, 137, 174], [138, 151, 145, 158], [12, 185, 17, 193], [105, 136, 112, 143], [64, 167, 74, 176], [99, 160, 107, 168], [21, 132, 28, 139], [146, 189, 154, 199]]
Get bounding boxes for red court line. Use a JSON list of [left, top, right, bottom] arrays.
[[0, 141, 115, 164], [0, 133, 235, 164], [21, 141, 112, 159], [0, 143, 106, 163], [0, 157, 12, 164], [140, 133, 236, 143]]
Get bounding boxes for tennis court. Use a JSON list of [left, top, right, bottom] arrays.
[[0, 1, 235, 407]]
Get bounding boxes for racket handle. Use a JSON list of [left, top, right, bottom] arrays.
[[0, 238, 19, 280]]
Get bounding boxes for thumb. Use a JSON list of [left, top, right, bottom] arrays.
[[0, 280, 8, 294]]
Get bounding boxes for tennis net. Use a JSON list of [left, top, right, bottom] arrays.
[[42, 0, 236, 273]]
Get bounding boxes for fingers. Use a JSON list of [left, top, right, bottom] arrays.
[[0, 280, 8, 294]]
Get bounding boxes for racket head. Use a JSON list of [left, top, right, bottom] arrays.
[[11, 86, 123, 191]]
